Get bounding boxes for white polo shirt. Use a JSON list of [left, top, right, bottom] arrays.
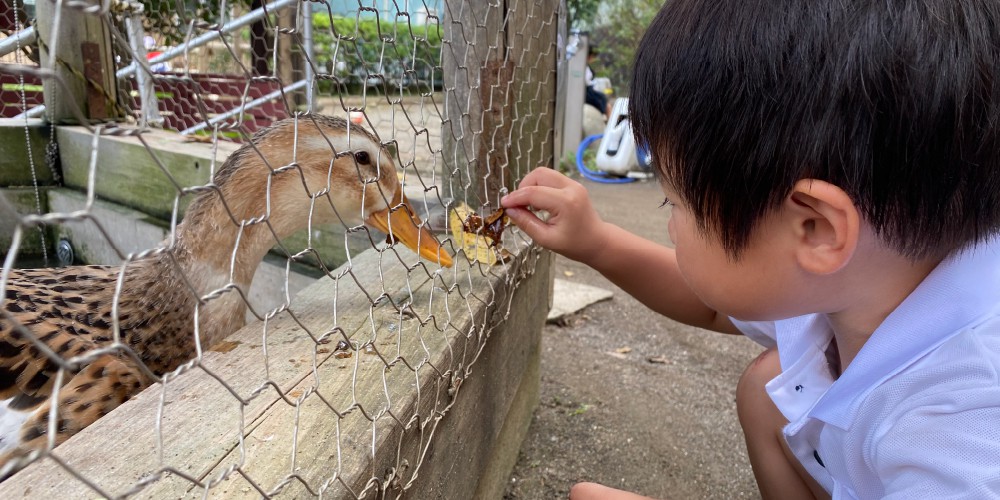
[[733, 237, 1000, 499]]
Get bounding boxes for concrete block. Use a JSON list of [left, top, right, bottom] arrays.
[[547, 278, 614, 321]]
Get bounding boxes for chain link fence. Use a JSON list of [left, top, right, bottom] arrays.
[[0, 0, 559, 496]]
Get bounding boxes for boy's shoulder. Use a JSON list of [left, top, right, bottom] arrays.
[[841, 314, 1000, 497], [752, 307, 1000, 496], [860, 311, 1000, 421]]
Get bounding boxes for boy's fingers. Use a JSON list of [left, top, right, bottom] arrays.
[[502, 207, 536, 227], [504, 207, 555, 244], [501, 185, 568, 212]]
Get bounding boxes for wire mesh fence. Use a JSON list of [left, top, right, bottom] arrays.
[[0, 0, 559, 496]]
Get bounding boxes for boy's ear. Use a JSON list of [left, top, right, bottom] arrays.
[[784, 179, 860, 275]]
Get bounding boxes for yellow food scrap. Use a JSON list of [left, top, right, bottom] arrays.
[[450, 202, 505, 265]]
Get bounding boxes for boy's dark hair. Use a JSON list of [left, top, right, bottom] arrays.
[[630, 1, 1000, 259]]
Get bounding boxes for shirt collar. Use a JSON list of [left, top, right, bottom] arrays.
[[777, 236, 1000, 430]]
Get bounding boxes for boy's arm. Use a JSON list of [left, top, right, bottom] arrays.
[[501, 168, 739, 335], [587, 222, 739, 334]]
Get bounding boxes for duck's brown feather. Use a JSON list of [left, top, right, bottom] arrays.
[[0, 258, 206, 463]]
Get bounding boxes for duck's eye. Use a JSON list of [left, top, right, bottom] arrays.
[[354, 151, 370, 165]]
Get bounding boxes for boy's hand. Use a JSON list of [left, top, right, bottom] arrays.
[[500, 167, 609, 264]]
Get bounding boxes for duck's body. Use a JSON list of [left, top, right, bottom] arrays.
[[0, 262, 192, 452], [0, 115, 451, 475]]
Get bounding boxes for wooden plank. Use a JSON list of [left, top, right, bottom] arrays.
[[403, 248, 551, 499], [57, 126, 234, 221], [0, 119, 54, 187], [0, 187, 51, 257], [0, 237, 551, 500], [0, 249, 429, 498], [34, 0, 121, 123], [179, 270, 457, 498], [47, 188, 172, 265], [56, 126, 359, 269]]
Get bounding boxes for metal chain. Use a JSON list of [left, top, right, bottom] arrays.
[[12, 1, 48, 263]]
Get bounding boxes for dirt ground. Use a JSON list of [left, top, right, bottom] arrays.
[[502, 178, 763, 499]]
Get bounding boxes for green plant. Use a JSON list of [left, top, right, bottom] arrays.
[[311, 13, 443, 94], [139, 0, 253, 45], [590, 0, 666, 93]]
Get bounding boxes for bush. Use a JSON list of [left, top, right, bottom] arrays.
[[311, 13, 444, 94]]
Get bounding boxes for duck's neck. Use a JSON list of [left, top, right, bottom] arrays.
[[168, 175, 308, 342]]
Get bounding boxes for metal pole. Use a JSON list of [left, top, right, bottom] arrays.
[[302, 2, 315, 112], [179, 80, 309, 135], [16, 0, 299, 120], [561, 31, 587, 163], [115, 0, 298, 79], [0, 27, 35, 58], [124, 11, 163, 127]]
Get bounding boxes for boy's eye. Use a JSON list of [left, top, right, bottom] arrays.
[[658, 197, 674, 209]]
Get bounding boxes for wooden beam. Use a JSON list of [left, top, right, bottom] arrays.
[[0, 242, 552, 499], [508, 0, 560, 177], [34, 0, 122, 123], [55, 126, 368, 269], [440, 0, 510, 209], [0, 119, 54, 187], [440, 0, 558, 208]]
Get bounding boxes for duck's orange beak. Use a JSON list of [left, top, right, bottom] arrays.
[[366, 191, 453, 267]]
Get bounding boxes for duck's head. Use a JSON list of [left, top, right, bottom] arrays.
[[196, 115, 452, 268]]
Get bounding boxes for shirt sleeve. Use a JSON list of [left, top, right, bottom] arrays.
[[729, 318, 778, 349], [873, 387, 1000, 499]]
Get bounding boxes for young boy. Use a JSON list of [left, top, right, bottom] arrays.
[[501, 1, 1000, 499]]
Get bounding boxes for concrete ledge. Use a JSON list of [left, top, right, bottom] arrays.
[[0, 241, 550, 499]]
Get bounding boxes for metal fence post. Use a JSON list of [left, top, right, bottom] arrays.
[[124, 7, 163, 128], [561, 31, 587, 165], [34, 0, 123, 123], [302, 2, 315, 112]]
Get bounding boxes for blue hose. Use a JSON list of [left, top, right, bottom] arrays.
[[576, 134, 636, 184]]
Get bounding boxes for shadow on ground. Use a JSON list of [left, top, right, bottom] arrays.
[[504, 178, 762, 499]]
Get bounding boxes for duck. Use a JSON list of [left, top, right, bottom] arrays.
[[0, 114, 453, 476]]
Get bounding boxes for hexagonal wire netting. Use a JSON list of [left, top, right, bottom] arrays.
[[0, 0, 559, 496]]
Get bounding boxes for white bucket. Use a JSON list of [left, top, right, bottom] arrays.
[[595, 98, 641, 176]]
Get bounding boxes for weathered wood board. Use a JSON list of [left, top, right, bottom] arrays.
[[55, 126, 381, 269], [0, 119, 54, 187], [0, 239, 550, 500]]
